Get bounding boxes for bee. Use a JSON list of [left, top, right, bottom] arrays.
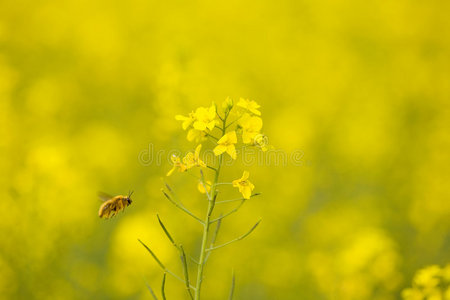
[[98, 191, 133, 219]]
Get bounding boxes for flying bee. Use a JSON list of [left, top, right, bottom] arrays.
[[98, 191, 133, 219]]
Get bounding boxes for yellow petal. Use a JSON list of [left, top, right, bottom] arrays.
[[186, 130, 195, 141], [227, 144, 237, 160], [217, 131, 237, 145], [182, 121, 190, 130], [232, 179, 240, 187], [242, 186, 252, 199], [213, 145, 227, 156], [193, 121, 207, 131], [250, 109, 261, 116], [217, 133, 228, 144], [195, 144, 202, 157], [249, 181, 255, 190], [242, 131, 255, 144], [249, 117, 263, 131], [187, 129, 205, 142], [228, 131, 237, 143], [182, 152, 194, 168], [208, 105, 216, 118], [197, 180, 211, 194], [237, 98, 247, 108], [206, 120, 216, 131], [166, 166, 176, 176], [194, 107, 207, 118], [241, 171, 250, 181], [237, 98, 261, 115]]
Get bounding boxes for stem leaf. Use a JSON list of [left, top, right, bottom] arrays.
[[228, 270, 235, 300], [145, 281, 158, 300], [157, 214, 175, 245], [161, 273, 167, 300], [207, 219, 261, 252], [180, 245, 194, 300], [138, 239, 166, 269], [161, 189, 204, 224]]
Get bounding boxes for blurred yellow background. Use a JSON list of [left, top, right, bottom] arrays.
[[1, 0, 449, 299]]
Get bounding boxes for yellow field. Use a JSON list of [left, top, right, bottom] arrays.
[[1, 0, 449, 299]]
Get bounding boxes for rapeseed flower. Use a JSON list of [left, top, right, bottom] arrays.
[[254, 134, 269, 151], [187, 129, 206, 143], [166, 155, 187, 176], [160, 98, 263, 299], [213, 131, 237, 159], [183, 144, 206, 169], [237, 98, 261, 116], [402, 264, 450, 300], [197, 180, 212, 194], [232, 171, 255, 199], [175, 111, 196, 130], [239, 113, 263, 144], [414, 265, 441, 288], [193, 104, 217, 131], [401, 288, 423, 300], [443, 264, 450, 281]]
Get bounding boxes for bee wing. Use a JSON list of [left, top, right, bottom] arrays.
[[98, 192, 114, 202]]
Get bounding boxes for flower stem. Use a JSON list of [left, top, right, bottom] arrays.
[[194, 111, 228, 300]]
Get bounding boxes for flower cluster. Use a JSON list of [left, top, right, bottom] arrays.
[[175, 103, 217, 143], [170, 97, 268, 199], [402, 264, 450, 300], [141, 97, 266, 300]]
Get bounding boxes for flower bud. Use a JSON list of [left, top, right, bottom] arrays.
[[222, 97, 234, 112]]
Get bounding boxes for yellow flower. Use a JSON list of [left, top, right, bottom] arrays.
[[237, 98, 261, 116], [239, 113, 263, 144], [175, 112, 196, 130], [442, 264, 450, 281], [197, 180, 212, 194], [254, 134, 269, 152], [414, 265, 441, 288], [183, 144, 206, 169], [232, 171, 255, 199], [213, 131, 237, 159], [166, 155, 187, 176], [193, 104, 217, 131], [401, 288, 423, 300], [187, 129, 206, 143]]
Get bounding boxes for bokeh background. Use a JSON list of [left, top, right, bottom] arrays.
[[1, 0, 449, 299]]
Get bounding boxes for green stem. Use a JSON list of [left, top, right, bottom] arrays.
[[194, 112, 228, 300]]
